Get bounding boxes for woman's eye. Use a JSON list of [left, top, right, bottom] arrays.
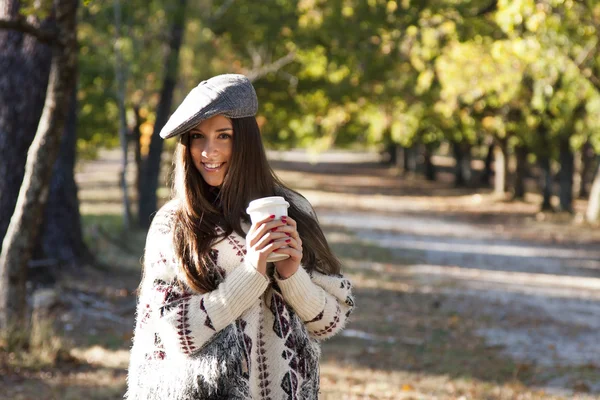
[[190, 133, 203, 139], [219, 133, 232, 139]]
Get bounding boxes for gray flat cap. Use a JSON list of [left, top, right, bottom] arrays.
[[159, 74, 258, 139]]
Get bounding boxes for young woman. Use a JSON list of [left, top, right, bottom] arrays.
[[126, 74, 354, 399]]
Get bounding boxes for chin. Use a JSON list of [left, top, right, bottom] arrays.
[[201, 174, 224, 187]]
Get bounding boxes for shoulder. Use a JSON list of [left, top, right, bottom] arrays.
[[149, 199, 180, 232]]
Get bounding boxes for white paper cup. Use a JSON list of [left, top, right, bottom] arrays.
[[246, 196, 290, 262]]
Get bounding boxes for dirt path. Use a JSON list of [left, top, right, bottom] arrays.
[[3, 148, 599, 399], [274, 150, 600, 397]]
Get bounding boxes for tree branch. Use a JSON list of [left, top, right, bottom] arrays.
[[0, 16, 57, 44], [211, 0, 236, 22], [246, 51, 296, 82]]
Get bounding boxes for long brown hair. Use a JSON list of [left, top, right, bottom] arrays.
[[171, 116, 341, 293]]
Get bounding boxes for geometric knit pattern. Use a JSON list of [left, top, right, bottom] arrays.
[[126, 198, 354, 400]]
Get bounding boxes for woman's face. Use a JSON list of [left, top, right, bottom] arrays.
[[189, 114, 234, 187]]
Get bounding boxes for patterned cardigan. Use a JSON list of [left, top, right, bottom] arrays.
[[126, 199, 354, 400]]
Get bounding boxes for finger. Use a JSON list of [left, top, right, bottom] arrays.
[[281, 215, 297, 229], [247, 214, 276, 236], [248, 219, 287, 246], [254, 232, 289, 251], [254, 220, 287, 238], [272, 225, 301, 243], [273, 245, 303, 261], [260, 237, 293, 256], [280, 236, 300, 251]]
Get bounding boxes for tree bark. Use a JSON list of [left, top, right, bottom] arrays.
[[404, 145, 417, 174], [579, 140, 594, 199], [586, 158, 600, 222], [481, 141, 494, 186], [0, 1, 52, 248], [423, 143, 436, 181], [453, 141, 472, 187], [138, 0, 187, 229], [38, 85, 91, 270], [493, 140, 507, 196], [558, 137, 574, 213], [113, 0, 131, 230], [513, 144, 528, 200], [539, 155, 553, 211], [131, 105, 143, 196], [0, 0, 78, 337]]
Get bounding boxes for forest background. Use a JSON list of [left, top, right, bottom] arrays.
[[1, 0, 600, 398]]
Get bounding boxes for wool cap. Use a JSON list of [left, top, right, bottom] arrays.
[[159, 74, 258, 139]]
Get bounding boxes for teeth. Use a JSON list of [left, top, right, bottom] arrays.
[[205, 163, 222, 169]]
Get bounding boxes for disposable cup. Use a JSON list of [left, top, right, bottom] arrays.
[[246, 196, 290, 262]]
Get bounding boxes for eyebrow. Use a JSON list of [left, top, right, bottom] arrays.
[[190, 127, 233, 133]]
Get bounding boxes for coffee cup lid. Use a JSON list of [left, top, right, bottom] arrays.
[[246, 196, 290, 214]]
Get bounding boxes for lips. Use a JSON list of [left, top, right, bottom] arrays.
[[202, 162, 225, 172]]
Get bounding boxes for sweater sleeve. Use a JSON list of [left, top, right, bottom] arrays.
[[274, 267, 354, 340], [140, 204, 269, 357]]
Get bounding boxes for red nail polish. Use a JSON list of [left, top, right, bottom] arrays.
[[270, 215, 275, 219], [271, 228, 278, 232], [286, 239, 291, 243], [281, 216, 287, 221], [285, 233, 291, 237]]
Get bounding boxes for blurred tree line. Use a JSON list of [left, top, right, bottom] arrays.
[[74, 0, 600, 221], [1, 0, 600, 344]]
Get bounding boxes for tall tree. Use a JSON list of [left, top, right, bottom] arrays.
[[137, 0, 187, 228], [0, 0, 52, 248], [38, 86, 91, 269], [0, 0, 79, 341]]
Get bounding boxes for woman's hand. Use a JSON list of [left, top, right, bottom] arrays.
[[245, 215, 290, 276], [273, 215, 303, 279]]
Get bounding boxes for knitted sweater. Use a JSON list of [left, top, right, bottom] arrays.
[[126, 199, 354, 400]]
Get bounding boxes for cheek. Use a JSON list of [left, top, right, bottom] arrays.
[[189, 143, 201, 159], [223, 143, 233, 162], [189, 147, 203, 168]]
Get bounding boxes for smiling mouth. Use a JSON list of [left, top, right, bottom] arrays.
[[202, 162, 225, 172]]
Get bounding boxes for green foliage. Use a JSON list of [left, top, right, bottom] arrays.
[[74, 0, 600, 160]]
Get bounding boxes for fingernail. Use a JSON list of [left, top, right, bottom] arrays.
[[269, 240, 274, 244], [270, 215, 275, 219], [286, 239, 291, 243], [271, 228, 278, 232], [273, 249, 278, 252], [285, 233, 291, 237], [281, 216, 287, 221]]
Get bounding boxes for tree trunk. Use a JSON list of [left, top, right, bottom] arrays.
[[384, 142, 396, 166], [423, 143, 436, 181], [38, 85, 91, 271], [493, 141, 507, 196], [539, 155, 553, 211], [138, 0, 187, 228], [558, 137, 574, 213], [586, 158, 600, 222], [453, 142, 472, 187], [0, 1, 52, 247], [579, 140, 594, 199], [452, 141, 465, 187], [113, 0, 131, 230], [513, 144, 528, 200], [481, 141, 494, 186], [131, 105, 143, 196], [404, 145, 417, 174], [0, 0, 79, 339]]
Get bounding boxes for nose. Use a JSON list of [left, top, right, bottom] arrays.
[[201, 137, 218, 158]]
